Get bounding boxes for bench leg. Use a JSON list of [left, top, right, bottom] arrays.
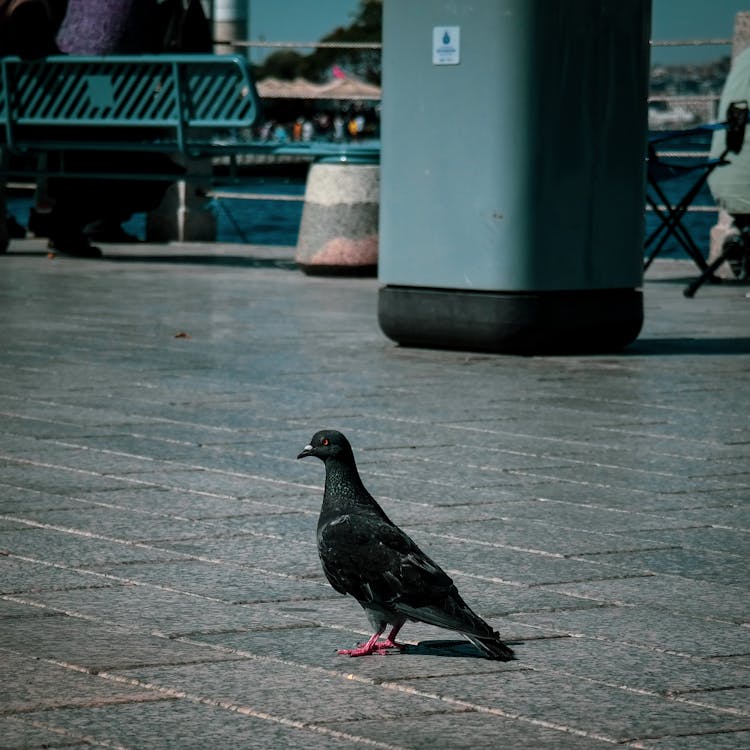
[[0, 181, 9, 254]]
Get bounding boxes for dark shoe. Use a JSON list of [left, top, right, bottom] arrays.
[[51, 233, 102, 258], [7, 214, 26, 238], [28, 208, 53, 238], [84, 219, 139, 243]]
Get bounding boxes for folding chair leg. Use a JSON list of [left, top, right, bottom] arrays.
[[671, 220, 713, 273], [645, 151, 728, 274], [644, 182, 712, 272], [644, 200, 712, 274], [684, 254, 727, 297]]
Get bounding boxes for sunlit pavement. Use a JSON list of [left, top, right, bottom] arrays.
[[1, 238, 748, 749]]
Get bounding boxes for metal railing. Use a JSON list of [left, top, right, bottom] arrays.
[[646, 35, 738, 221], [9, 32, 738, 231], [648, 38, 732, 124], [213, 34, 734, 123], [202, 34, 737, 227]]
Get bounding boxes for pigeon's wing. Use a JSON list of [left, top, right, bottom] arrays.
[[319, 512, 514, 659], [317, 513, 454, 606]]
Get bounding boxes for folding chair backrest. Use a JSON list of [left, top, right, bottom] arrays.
[[725, 100, 748, 155]]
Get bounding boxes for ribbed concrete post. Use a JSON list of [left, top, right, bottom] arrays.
[[213, 0, 248, 51], [146, 157, 217, 243], [295, 162, 379, 275]]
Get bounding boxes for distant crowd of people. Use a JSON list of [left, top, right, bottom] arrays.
[[257, 110, 379, 144]]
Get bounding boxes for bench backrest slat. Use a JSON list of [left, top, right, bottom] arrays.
[[0, 54, 260, 154]]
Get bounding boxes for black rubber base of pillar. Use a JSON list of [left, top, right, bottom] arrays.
[[298, 262, 377, 277], [378, 285, 643, 354]]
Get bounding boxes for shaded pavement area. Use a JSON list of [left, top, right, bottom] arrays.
[[1, 238, 749, 749]]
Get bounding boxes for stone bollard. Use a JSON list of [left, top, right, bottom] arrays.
[[295, 162, 379, 275]]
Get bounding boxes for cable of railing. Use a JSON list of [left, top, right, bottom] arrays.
[[214, 39, 730, 51], [214, 40, 382, 50], [650, 38, 732, 47], [647, 204, 718, 212], [206, 190, 304, 202], [648, 96, 721, 103], [655, 151, 712, 158]]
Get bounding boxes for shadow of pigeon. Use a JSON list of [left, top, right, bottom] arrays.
[[401, 639, 516, 659]]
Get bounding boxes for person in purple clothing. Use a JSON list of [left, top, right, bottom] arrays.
[[44, 0, 160, 252], [56, 0, 148, 54], [0, 0, 66, 58], [0, 1, 67, 246], [57, 0, 211, 55], [41, 0, 210, 255]]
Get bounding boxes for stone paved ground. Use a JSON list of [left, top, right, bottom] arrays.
[[1, 239, 749, 749]]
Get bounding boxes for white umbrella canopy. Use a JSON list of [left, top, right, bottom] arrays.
[[257, 76, 381, 100]]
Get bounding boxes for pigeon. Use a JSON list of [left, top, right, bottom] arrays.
[[297, 429, 514, 660]]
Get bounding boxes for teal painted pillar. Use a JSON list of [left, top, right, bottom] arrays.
[[378, 0, 652, 353]]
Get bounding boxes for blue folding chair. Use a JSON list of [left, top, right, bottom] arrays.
[[644, 100, 748, 274]]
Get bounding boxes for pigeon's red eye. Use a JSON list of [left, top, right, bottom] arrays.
[[322, 438, 330, 446]]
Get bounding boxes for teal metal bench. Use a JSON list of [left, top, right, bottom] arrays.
[[0, 53, 380, 170], [0, 54, 261, 163], [0, 52, 379, 251]]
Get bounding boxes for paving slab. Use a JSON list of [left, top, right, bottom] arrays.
[[0, 615, 242, 671], [396, 671, 749, 743], [639, 730, 750, 750], [541, 575, 750, 622], [316, 711, 618, 750], [575, 546, 749, 586], [89, 559, 336, 603], [0, 649, 170, 713], [508, 606, 749, 658], [504, 635, 750, 697], [13, 701, 364, 750], [117, 658, 467, 725], [19, 583, 318, 636]]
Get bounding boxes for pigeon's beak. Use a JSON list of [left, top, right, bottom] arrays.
[[297, 444, 314, 459]]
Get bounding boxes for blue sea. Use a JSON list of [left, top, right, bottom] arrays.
[[6, 174, 307, 248], [204, 176, 306, 246]]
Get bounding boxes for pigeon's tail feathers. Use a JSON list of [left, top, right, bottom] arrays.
[[463, 633, 515, 661], [393, 591, 514, 660], [394, 600, 474, 635]]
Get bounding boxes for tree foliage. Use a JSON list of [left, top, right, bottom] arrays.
[[253, 0, 381, 83]]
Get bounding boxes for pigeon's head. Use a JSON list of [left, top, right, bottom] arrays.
[[297, 430, 353, 462]]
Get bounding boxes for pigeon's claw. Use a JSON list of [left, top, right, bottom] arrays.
[[379, 636, 402, 650], [337, 629, 403, 657], [337, 645, 373, 657], [337, 639, 402, 657]]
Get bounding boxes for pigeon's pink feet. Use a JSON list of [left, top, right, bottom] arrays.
[[337, 626, 404, 657], [337, 639, 402, 657]]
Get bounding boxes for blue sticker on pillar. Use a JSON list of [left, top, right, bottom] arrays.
[[433, 26, 460, 65]]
